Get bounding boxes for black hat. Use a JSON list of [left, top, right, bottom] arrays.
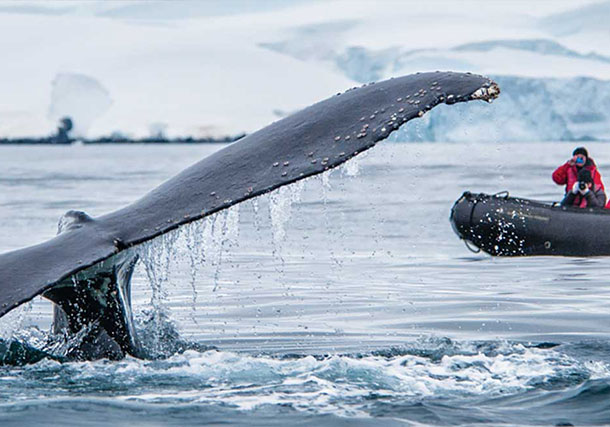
[[578, 168, 593, 184], [573, 147, 588, 157]]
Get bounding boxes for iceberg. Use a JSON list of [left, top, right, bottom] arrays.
[[48, 73, 112, 138]]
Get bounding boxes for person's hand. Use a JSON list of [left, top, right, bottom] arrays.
[[568, 156, 577, 166], [572, 182, 580, 194]]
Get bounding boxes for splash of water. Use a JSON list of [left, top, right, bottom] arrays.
[[268, 182, 303, 246], [43, 321, 95, 358], [341, 156, 361, 177], [183, 220, 206, 322], [269, 189, 290, 278], [137, 231, 180, 354], [0, 301, 33, 342], [139, 232, 179, 310], [203, 206, 240, 292]]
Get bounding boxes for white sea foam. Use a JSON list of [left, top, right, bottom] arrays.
[[39, 340, 606, 418]]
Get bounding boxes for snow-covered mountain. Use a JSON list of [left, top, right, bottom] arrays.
[[0, 0, 608, 141]]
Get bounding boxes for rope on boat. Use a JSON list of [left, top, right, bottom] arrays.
[[493, 190, 510, 199], [463, 239, 481, 253]]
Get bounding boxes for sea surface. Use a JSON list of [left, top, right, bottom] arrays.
[[1, 141, 610, 426]]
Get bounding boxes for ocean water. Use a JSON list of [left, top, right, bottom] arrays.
[[1, 141, 610, 426]]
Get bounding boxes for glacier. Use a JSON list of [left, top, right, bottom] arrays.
[[260, 3, 610, 143], [376, 75, 610, 143], [265, 38, 610, 142], [0, 0, 608, 141]]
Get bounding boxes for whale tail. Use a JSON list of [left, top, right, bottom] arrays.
[[39, 211, 141, 359], [0, 72, 499, 360]]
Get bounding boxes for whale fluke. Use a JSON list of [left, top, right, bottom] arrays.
[[0, 72, 499, 359]]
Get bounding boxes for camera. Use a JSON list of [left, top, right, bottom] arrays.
[[579, 181, 587, 190]]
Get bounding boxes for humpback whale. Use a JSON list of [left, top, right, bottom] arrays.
[[0, 72, 499, 360]]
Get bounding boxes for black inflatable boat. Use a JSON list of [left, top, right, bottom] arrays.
[[450, 191, 610, 256]]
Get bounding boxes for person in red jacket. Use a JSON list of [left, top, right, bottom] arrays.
[[560, 169, 607, 208], [553, 147, 606, 198]]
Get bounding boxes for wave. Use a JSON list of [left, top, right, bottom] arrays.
[[1, 337, 609, 425]]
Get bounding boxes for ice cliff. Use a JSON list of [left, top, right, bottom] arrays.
[[264, 38, 610, 141], [376, 75, 610, 143]]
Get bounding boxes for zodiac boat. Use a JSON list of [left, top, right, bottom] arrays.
[[450, 191, 610, 256]]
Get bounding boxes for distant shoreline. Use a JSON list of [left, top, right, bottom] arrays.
[[0, 134, 246, 145]]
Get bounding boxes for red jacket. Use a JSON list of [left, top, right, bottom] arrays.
[[552, 158, 605, 194], [561, 184, 607, 208]]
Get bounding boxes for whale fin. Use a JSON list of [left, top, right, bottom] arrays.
[[0, 72, 499, 321]]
